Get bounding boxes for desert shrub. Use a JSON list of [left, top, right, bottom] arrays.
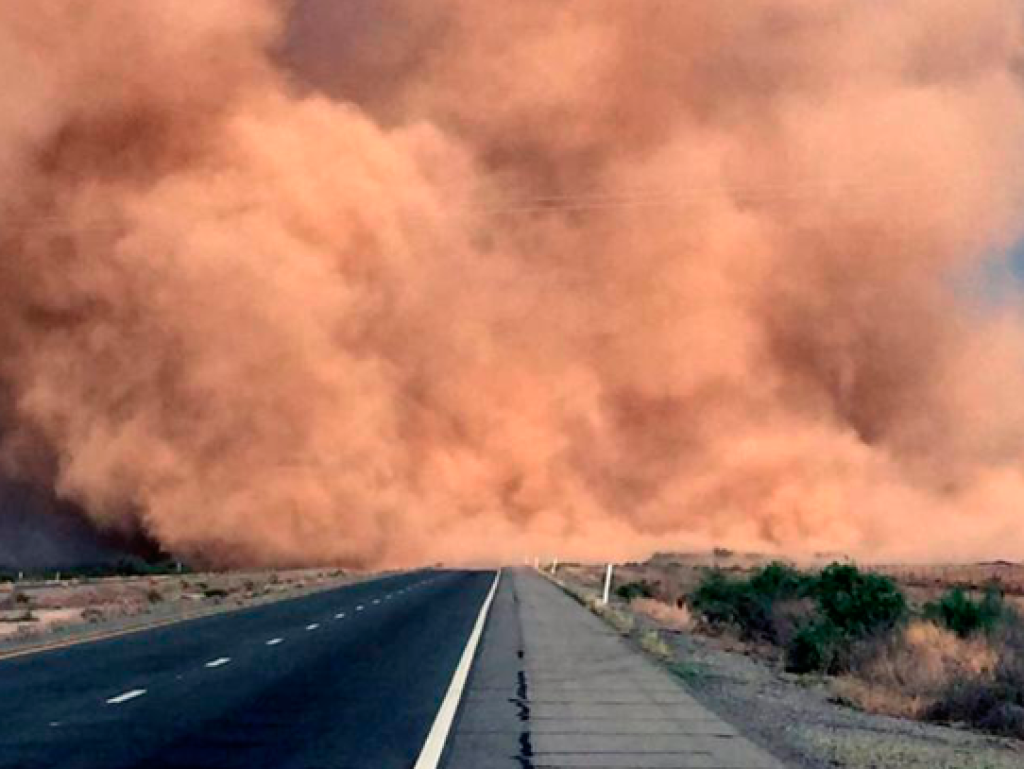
[[692, 563, 908, 672], [769, 598, 818, 647], [203, 587, 229, 599], [749, 563, 814, 599], [782, 565, 906, 673], [690, 562, 812, 641], [924, 587, 1006, 638], [631, 598, 693, 631], [839, 612, 1024, 739], [927, 673, 1024, 739], [615, 580, 656, 601], [813, 564, 906, 637], [786, 620, 843, 674], [834, 621, 999, 718], [690, 570, 770, 635], [929, 617, 1024, 738], [639, 629, 672, 659], [595, 603, 635, 634]]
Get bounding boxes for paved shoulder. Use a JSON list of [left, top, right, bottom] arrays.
[[444, 568, 786, 769]]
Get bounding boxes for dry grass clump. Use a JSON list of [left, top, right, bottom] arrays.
[[834, 621, 998, 719], [926, 620, 1024, 739], [631, 598, 694, 631], [585, 596, 635, 634], [639, 629, 673, 659]]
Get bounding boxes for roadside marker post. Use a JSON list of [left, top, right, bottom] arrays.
[[601, 563, 614, 605]]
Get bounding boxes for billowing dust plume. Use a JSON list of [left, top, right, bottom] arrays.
[[2, 0, 1024, 567]]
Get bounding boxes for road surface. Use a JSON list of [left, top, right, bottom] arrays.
[[0, 569, 494, 769]]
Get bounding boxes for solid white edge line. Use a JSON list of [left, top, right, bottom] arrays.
[[106, 689, 147, 705], [412, 569, 501, 769]]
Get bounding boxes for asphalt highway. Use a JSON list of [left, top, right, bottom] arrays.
[[0, 569, 495, 769]]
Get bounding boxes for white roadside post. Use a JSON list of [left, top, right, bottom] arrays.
[[601, 563, 614, 605]]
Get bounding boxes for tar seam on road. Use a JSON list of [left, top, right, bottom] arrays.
[[412, 570, 502, 769]]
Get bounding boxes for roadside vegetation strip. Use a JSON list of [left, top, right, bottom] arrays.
[[413, 570, 502, 769], [584, 560, 1024, 743]]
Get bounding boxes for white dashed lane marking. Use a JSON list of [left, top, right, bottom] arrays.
[[373, 599, 381, 605], [107, 689, 147, 705], [205, 657, 231, 669], [356, 605, 364, 612], [335, 613, 345, 619], [266, 638, 284, 646], [306, 623, 320, 631]]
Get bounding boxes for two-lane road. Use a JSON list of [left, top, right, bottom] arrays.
[[0, 569, 496, 769]]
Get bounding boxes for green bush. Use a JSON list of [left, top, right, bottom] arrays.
[[690, 570, 766, 634], [690, 562, 811, 641], [615, 580, 656, 601], [692, 562, 907, 671], [749, 562, 815, 599], [924, 587, 1006, 638], [786, 620, 842, 674], [813, 564, 906, 637]]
